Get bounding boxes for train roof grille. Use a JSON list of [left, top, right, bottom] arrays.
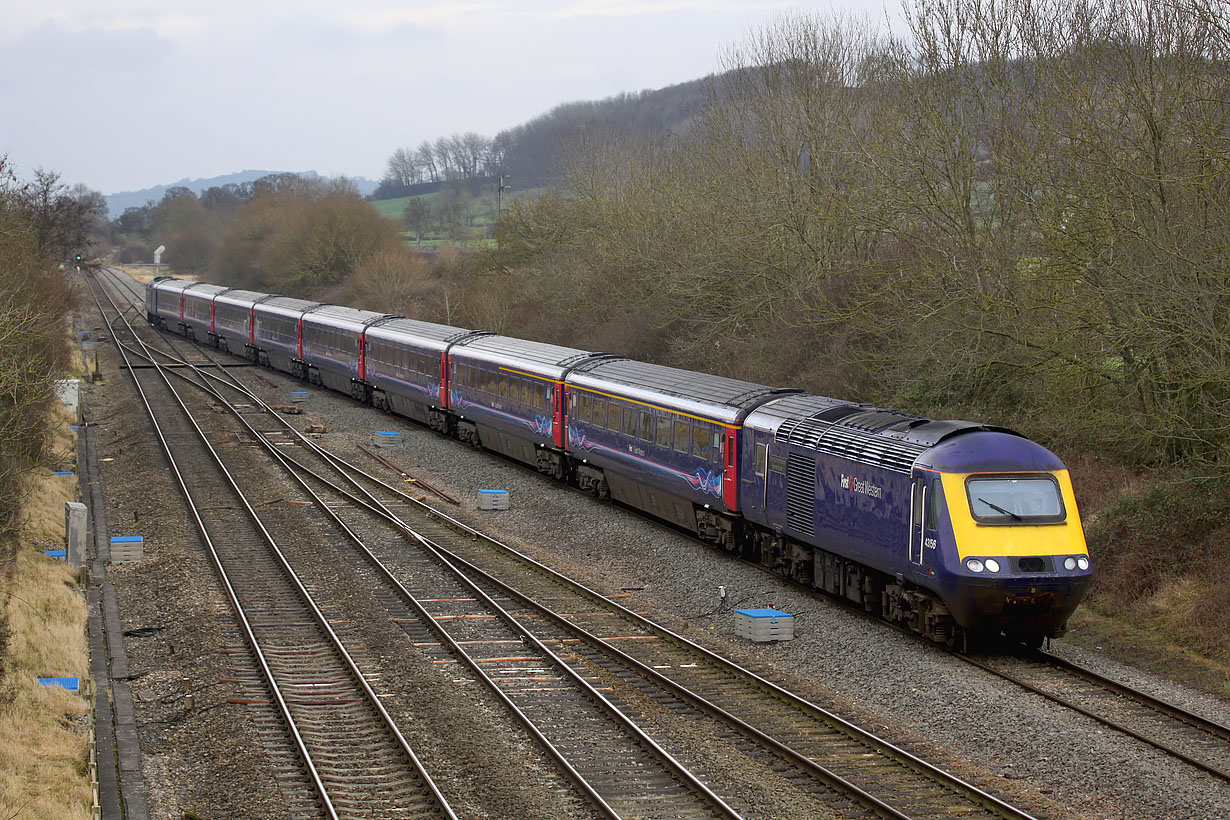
[[776, 416, 927, 473]]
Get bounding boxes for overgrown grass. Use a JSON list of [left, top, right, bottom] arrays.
[[1074, 470, 1230, 697], [0, 404, 91, 819]]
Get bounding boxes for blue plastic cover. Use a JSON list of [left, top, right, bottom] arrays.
[[38, 677, 79, 691], [111, 536, 143, 543], [735, 608, 793, 619]]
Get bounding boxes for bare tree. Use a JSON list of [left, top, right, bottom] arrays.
[[402, 198, 432, 246], [385, 147, 420, 187], [415, 141, 440, 183]]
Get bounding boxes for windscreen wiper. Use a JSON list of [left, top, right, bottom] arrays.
[[978, 497, 1023, 521]]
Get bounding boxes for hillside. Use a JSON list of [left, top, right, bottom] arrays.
[[491, 74, 716, 189], [106, 170, 378, 217]]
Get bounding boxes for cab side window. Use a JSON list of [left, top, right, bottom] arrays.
[[926, 480, 941, 531]]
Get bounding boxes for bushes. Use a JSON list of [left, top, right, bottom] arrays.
[[212, 186, 402, 292], [1083, 476, 1230, 662], [0, 159, 75, 719], [0, 161, 73, 567]]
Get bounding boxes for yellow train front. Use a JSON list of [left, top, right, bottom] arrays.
[[910, 429, 1092, 645], [740, 398, 1092, 647]]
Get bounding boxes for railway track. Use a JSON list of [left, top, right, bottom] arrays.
[[961, 649, 1230, 783], [96, 268, 1050, 820], [96, 269, 739, 819], [87, 270, 458, 820]]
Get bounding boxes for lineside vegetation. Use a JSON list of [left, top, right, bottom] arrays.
[[0, 156, 90, 816]]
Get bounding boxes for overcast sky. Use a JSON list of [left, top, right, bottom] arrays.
[[3, 1, 895, 196]]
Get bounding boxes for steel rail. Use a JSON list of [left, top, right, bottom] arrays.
[[86, 273, 343, 819], [246, 434, 742, 820], [125, 340, 1032, 820], [112, 269, 1040, 819], [106, 271, 736, 819], [89, 270, 460, 820], [957, 650, 1230, 783]]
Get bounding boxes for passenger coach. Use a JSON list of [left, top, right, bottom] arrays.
[[447, 335, 607, 478], [299, 305, 392, 400], [564, 358, 795, 547], [364, 318, 487, 433], [211, 289, 271, 357], [252, 296, 320, 374]]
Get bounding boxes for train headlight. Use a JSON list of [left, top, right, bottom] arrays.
[[1063, 557, 1077, 571], [1076, 556, 1089, 571], [984, 558, 1001, 573], [966, 558, 985, 573]]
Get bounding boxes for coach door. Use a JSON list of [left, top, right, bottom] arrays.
[[909, 477, 926, 566]]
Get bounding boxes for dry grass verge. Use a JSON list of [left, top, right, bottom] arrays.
[[0, 403, 92, 820], [1068, 460, 1230, 700]]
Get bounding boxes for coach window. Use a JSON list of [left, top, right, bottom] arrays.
[[674, 419, 691, 453], [692, 423, 711, 459], [576, 392, 590, 422], [638, 410, 653, 442], [656, 415, 672, 448], [621, 404, 638, 437]]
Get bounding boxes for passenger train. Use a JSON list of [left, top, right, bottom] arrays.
[[146, 276, 1093, 648]]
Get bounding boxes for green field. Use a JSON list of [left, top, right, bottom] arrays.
[[371, 186, 535, 248]]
